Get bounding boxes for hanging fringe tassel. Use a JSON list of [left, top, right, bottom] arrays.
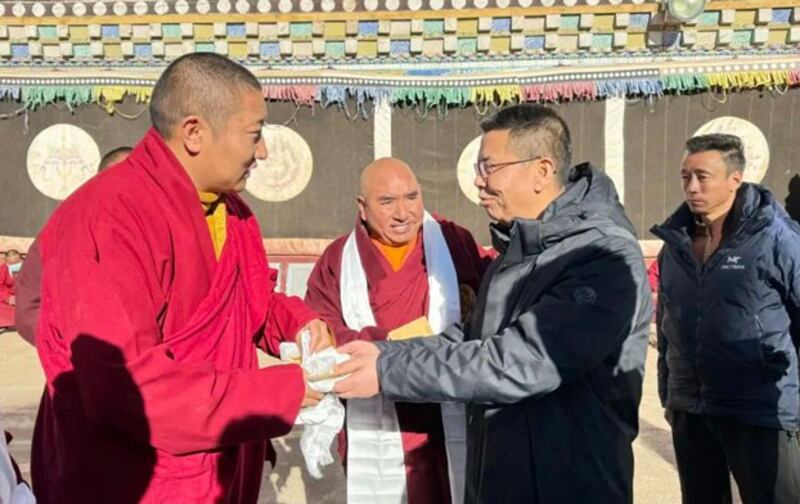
[[522, 81, 597, 102], [92, 86, 152, 113], [1, 66, 798, 113], [470, 85, 521, 106], [660, 74, 709, 93], [597, 78, 663, 98], [262, 85, 318, 105], [392, 87, 471, 107]]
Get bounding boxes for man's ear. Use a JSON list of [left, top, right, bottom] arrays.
[[532, 157, 556, 193], [177, 116, 204, 155], [730, 170, 743, 188], [356, 195, 367, 222]]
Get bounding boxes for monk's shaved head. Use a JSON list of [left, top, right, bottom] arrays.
[[357, 158, 424, 247], [4, 249, 21, 264], [359, 158, 419, 198], [150, 53, 262, 139]]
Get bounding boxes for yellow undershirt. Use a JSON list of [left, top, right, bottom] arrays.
[[199, 191, 227, 259], [371, 234, 418, 272]]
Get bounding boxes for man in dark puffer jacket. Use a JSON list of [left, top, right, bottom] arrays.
[[653, 133, 800, 504]]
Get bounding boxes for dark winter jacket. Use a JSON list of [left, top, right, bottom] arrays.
[[652, 184, 800, 431], [376, 164, 652, 503]]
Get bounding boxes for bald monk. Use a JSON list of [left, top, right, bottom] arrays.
[[31, 53, 329, 504], [305, 158, 493, 504], [15, 146, 133, 344]]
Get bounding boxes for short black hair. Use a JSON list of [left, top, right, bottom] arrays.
[[685, 133, 745, 174], [480, 104, 572, 185], [150, 52, 262, 139], [98, 146, 133, 171]]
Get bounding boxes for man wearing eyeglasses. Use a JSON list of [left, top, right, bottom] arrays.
[[333, 104, 652, 503]]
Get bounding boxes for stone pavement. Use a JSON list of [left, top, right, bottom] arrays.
[[1, 330, 689, 503]]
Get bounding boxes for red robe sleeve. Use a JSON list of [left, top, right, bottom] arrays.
[[258, 284, 318, 356], [304, 242, 389, 346], [42, 206, 304, 455], [0, 266, 13, 304], [14, 239, 40, 345]]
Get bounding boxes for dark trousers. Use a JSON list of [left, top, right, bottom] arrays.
[[671, 411, 800, 504]]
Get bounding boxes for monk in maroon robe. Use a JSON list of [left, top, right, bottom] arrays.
[[31, 53, 328, 504], [0, 250, 21, 329], [305, 158, 493, 504]]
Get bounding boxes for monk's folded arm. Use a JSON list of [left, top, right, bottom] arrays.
[[258, 293, 318, 355]]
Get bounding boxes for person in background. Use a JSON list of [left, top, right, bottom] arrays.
[[305, 157, 492, 504], [652, 133, 800, 504]]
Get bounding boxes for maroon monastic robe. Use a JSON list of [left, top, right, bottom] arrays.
[[305, 216, 493, 504], [33, 129, 316, 504], [0, 264, 15, 328]]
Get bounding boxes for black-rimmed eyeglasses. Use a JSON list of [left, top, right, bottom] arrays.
[[474, 156, 541, 180]]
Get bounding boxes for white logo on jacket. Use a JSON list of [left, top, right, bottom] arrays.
[[722, 256, 745, 270]]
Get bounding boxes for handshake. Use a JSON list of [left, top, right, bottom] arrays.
[[292, 317, 434, 407]]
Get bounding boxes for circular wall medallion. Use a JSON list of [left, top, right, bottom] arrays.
[[300, 0, 314, 12], [74, 2, 88, 16], [456, 136, 482, 205], [278, 0, 293, 12], [133, 0, 148, 15], [32, 2, 46, 17], [321, 0, 336, 11], [693, 117, 770, 184], [196, 0, 211, 14], [451, 0, 467, 8], [27, 124, 101, 201], [365, 0, 379, 11], [246, 126, 313, 202], [154, 0, 170, 14], [52, 2, 67, 16], [12, 3, 26, 17], [175, 0, 190, 13], [91, 2, 105, 15], [112, 1, 127, 15], [216, 0, 232, 13], [256, 0, 271, 12]]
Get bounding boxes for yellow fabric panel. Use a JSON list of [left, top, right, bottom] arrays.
[[593, 15, 615, 32], [457, 19, 478, 36], [228, 41, 248, 58], [199, 191, 227, 260], [104, 43, 123, 58], [194, 23, 215, 41], [490, 36, 510, 53], [626, 32, 646, 49], [325, 21, 346, 39], [70, 25, 90, 42], [768, 29, 788, 45], [734, 10, 756, 26], [357, 40, 377, 57]]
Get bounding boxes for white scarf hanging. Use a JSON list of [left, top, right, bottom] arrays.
[[340, 211, 467, 504]]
